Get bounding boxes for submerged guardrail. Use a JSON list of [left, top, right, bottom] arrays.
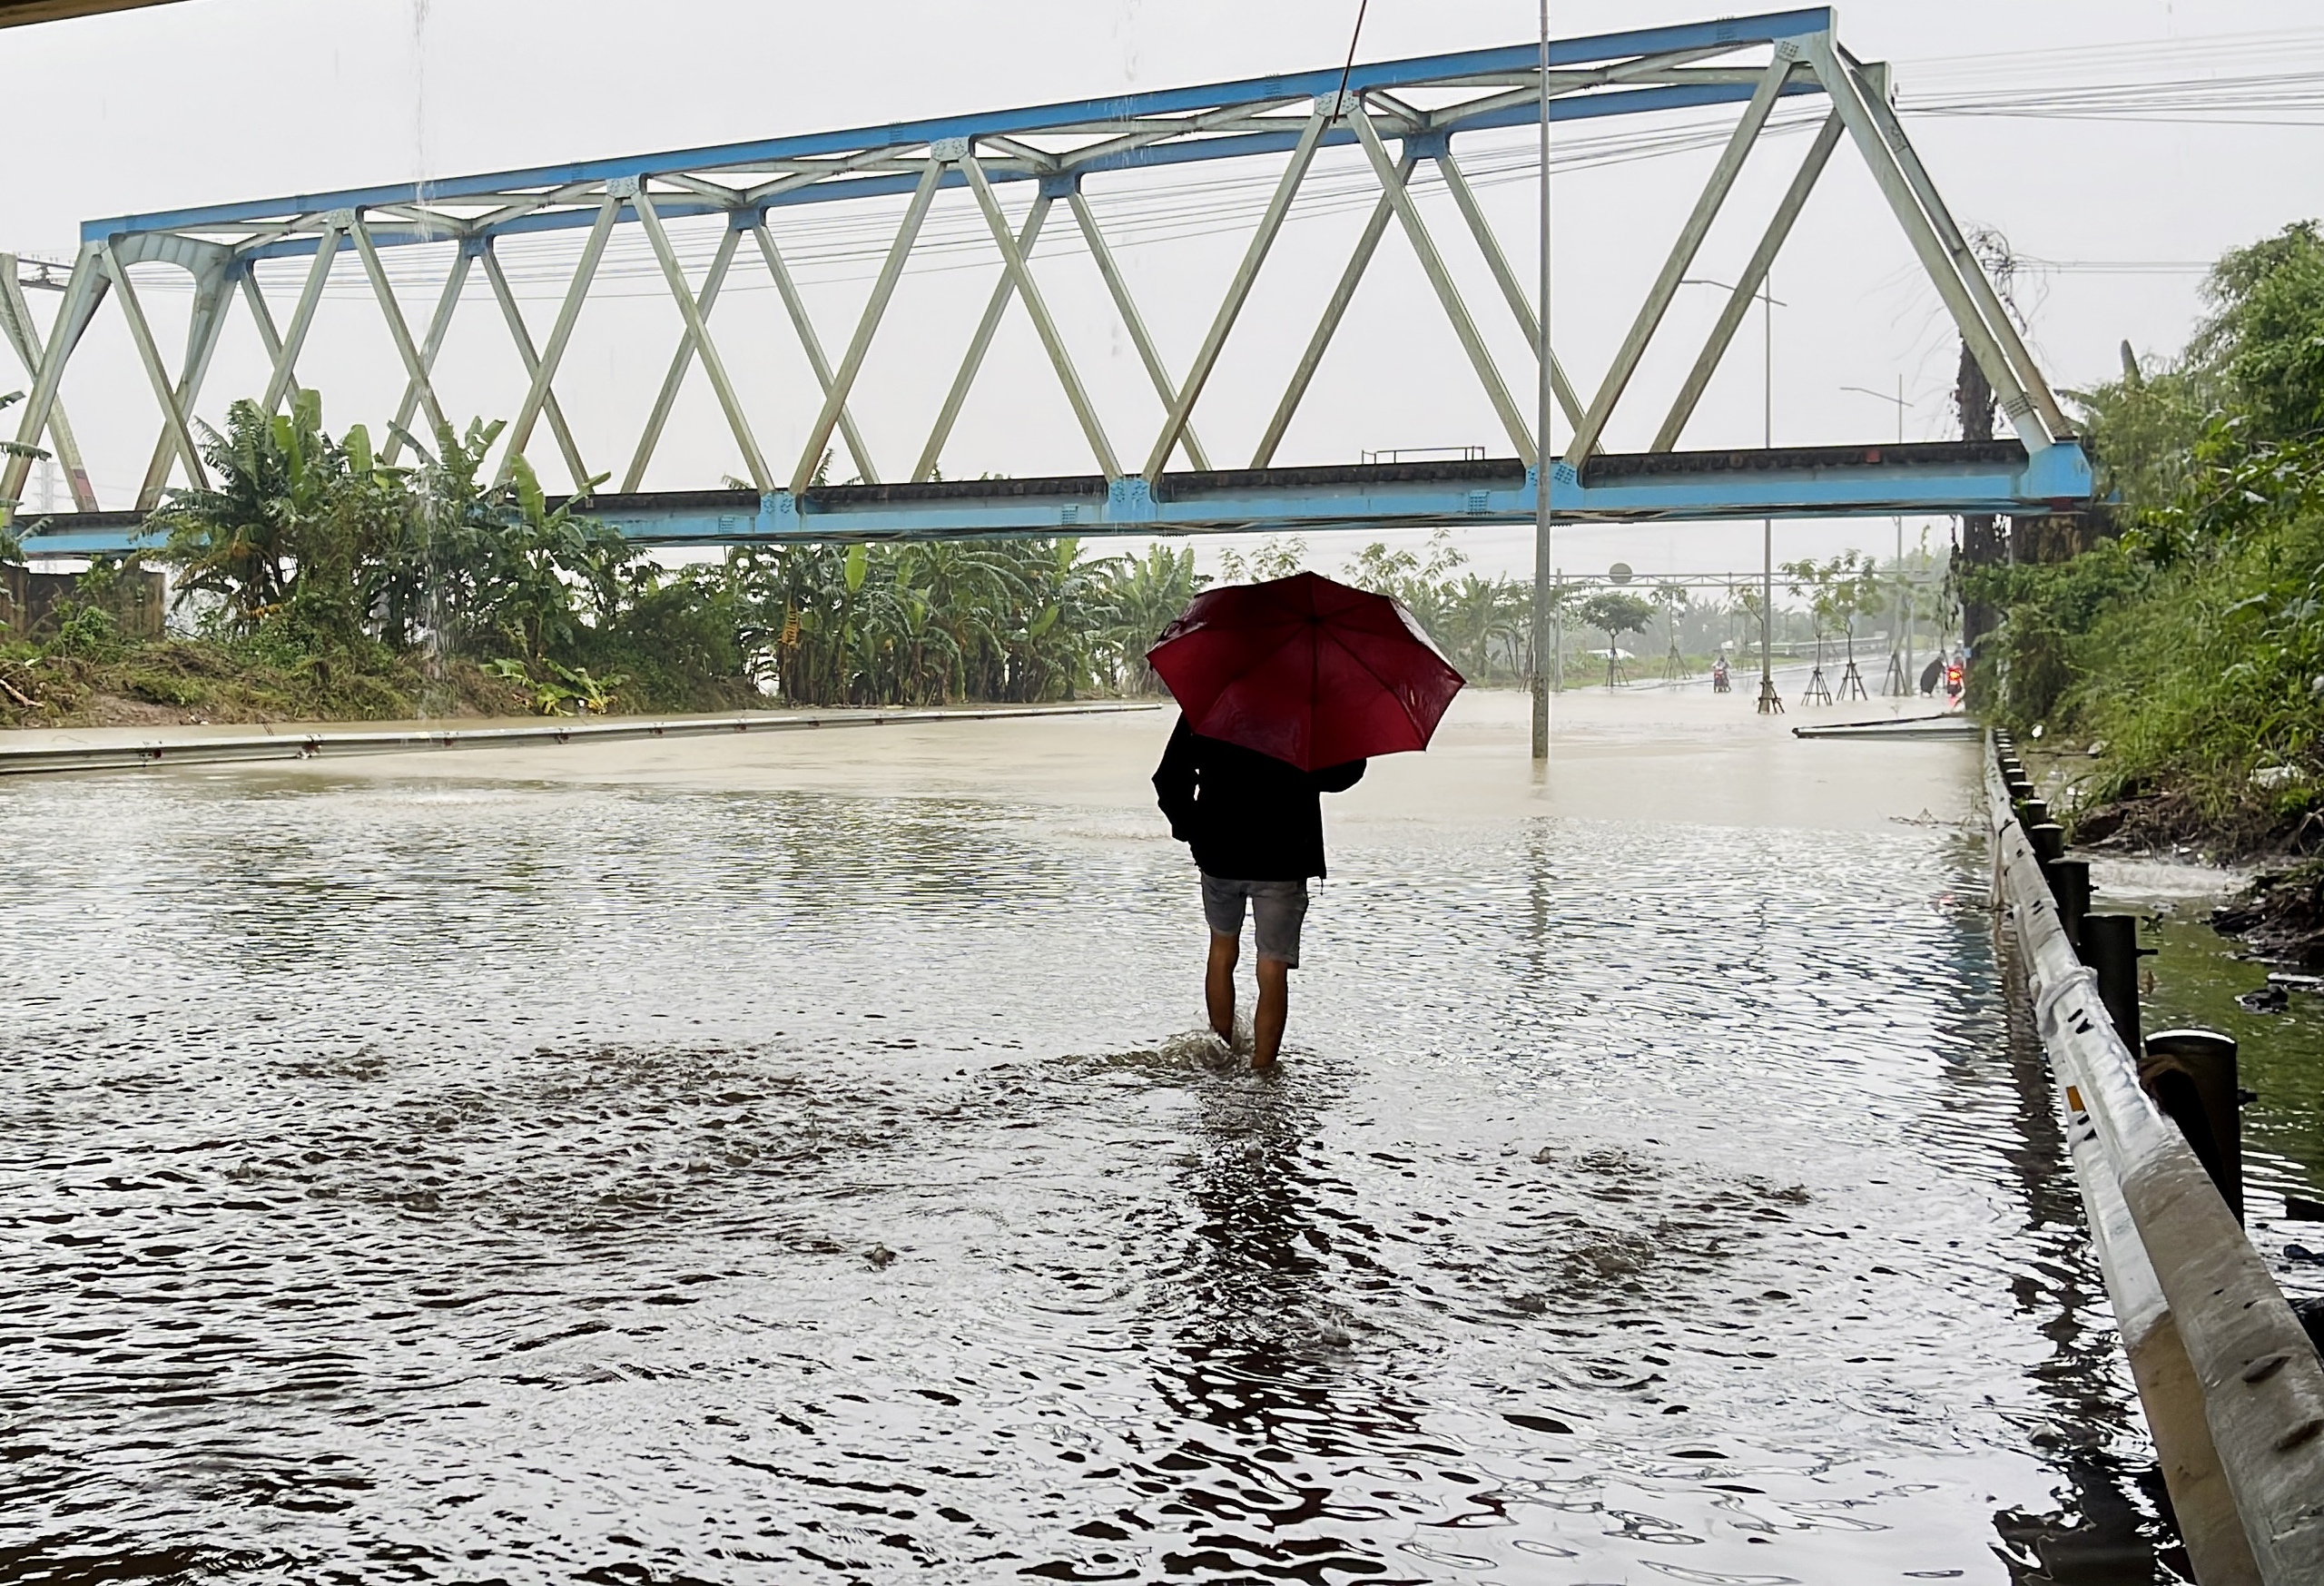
[[0, 701, 1161, 777], [1986, 730, 2324, 1582]]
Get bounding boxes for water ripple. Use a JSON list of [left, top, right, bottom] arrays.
[[0, 776, 2178, 1581]]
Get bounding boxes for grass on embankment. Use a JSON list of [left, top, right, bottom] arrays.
[[0, 630, 767, 729], [1976, 509, 2324, 859], [0, 635, 531, 729]]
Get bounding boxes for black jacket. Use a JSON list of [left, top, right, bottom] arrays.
[[1152, 719, 1365, 881]]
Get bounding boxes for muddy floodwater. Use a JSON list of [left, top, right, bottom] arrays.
[[0, 692, 2221, 1583]]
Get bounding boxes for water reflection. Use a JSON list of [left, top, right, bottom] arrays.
[[0, 773, 2185, 1581]]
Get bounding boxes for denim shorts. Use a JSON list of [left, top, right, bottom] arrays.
[[1200, 872, 1311, 967]]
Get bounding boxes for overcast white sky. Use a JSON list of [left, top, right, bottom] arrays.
[[6, 0, 2322, 581]]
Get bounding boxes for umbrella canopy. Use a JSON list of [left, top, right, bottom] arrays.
[[1147, 571, 1465, 772]]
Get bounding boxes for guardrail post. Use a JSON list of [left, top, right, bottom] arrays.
[[2078, 912, 2145, 1053], [2141, 1029, 2246, 1224], [2026, 820, 2066, 898], [2050, 855, 2091, 946]]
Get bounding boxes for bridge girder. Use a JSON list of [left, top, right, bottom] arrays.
[[2, 5, 2093, 545], [20, 442, 2089, 560]]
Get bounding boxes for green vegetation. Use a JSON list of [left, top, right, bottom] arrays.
[[3, 389, 1912, 729], [1575, 591, 1655, 653], [0, 396, 1205, 725], [1973, 221, 2324, 852]]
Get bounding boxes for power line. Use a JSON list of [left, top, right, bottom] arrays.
[[30, 35, 2324, 305]]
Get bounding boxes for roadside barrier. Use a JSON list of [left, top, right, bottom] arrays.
[[0, 701, 1163, 778], [1987, 730, 2324, 1582]]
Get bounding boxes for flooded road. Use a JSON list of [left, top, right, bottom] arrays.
[[0, 694, 2196, 1582]]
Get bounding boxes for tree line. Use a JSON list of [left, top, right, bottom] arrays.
[[4, 389, 1910, 720], [1972, 219, 2324, 851]]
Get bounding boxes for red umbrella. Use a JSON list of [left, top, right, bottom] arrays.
[[1147, 571, 1465, 772]]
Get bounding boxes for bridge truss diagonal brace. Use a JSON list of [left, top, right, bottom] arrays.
[[1836, 47, 2072, 442], [792, 154, 947, 498], [960, 153, 1119, 480], [751, 223, 876, 486], [381, 244, 475, 468], [261, 216, 345, 416], [1349, 107, 1533, 467], [350, 215, 450, 447], [916, 191, 1053, 484], [1803, 39, 2057, 448], [1653, 110, 1844, 451], [1143, 107, 1330, 482], [499, 189, 622, 488], [1432, 153, 1585, 436], [1067, 190, 1208, 472], [1252, 153, 1413, 471], [1565, 50, 1797, 466], [481, 242, 593, 489], [134, 261, 233, 509], [634, 187, 773, 493], [2, 243, 108, 514], [237, 271, 300, 408], [625, 223, 742, 494], [100, 244, 209, 495], [0, 255, 100, 511]]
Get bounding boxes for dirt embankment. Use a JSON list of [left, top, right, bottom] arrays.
[[2008, 743, 2324, 960], [2211, 862, 2324, 967], [0, 644, 518, 731]]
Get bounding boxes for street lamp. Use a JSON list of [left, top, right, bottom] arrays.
[[1842, 378, 1913, 693], [1679, 274, 1785, 714]]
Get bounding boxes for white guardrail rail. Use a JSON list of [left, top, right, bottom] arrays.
[[1986, 730, 2324, 1582], [0, 701, 1161, 777]]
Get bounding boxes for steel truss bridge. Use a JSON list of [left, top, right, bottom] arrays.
[[2, 6, 2093, 559]]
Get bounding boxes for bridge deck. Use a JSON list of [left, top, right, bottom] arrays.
[[17, 439, 2092, 558]]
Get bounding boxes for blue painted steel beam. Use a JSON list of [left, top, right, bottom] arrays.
[[232, 91, 1830, 263], [86, 7, 1833, 247], [17, 440, 2093, 559], [230, 77, 1829, 264]]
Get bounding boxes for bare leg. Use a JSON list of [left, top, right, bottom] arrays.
[[1206, 931, 1239, 1045], [1253, 956, 1290, 1068]]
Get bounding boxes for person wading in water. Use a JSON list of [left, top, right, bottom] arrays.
[[1153, 720, 1365, 1068]]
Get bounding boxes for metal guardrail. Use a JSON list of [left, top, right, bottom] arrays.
[[0, 701, 1161, 777], [1986, 731, 2324, 1582]]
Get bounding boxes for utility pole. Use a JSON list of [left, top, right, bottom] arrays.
[[1844, 376, 1912, 693], [1529, 0, 1554, 762], [1758, 275, 1778, 714], [1678, 274, 1783, 712]]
